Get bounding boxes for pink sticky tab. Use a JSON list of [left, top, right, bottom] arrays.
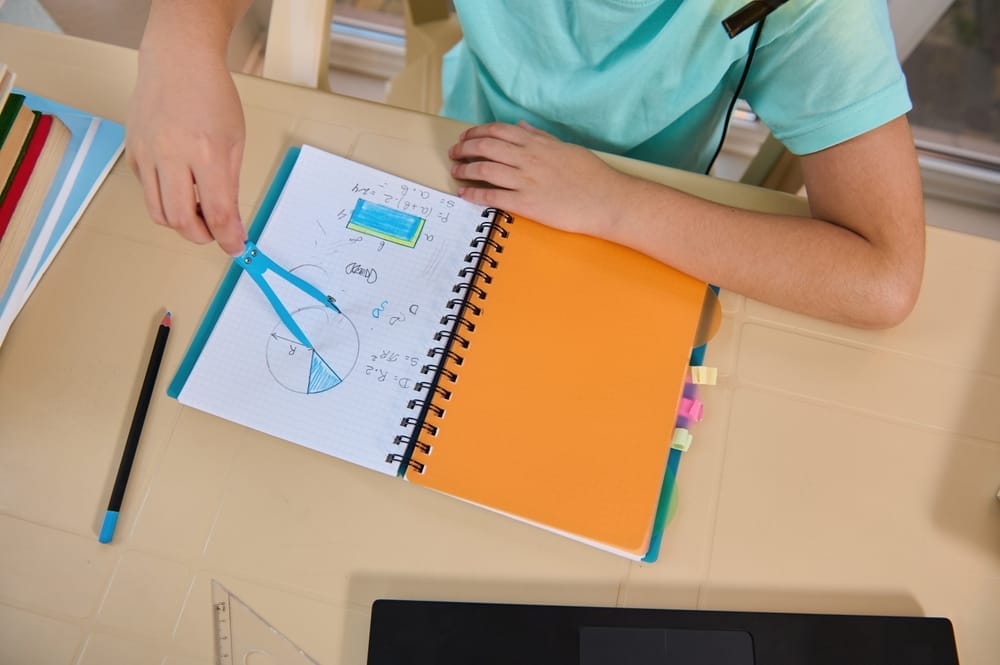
[[679, 397, 704, 421]]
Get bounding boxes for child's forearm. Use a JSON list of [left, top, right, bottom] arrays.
[[599, 175, 919, 329], [141, 0, 253, 61]]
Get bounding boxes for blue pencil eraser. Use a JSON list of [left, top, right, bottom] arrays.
[[98, 510, 119, 543]]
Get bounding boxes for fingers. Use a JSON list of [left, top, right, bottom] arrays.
[[449, 134, 525, 189], [449, 122, 545, 190], [449, 136, 523, 166], [456, 185, 517, 211], [129, 146, 245, 254], [450, 120, 560, 167], [457, 120, 556, 144], [156, 164, 214, 245], [190, 150, 246, 255], [451, 159, 524, 191], [129, 154, 169, 228], [457, 121, 535, 146]]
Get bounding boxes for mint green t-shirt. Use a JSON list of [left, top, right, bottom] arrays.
[[441, 0, 911, 173]]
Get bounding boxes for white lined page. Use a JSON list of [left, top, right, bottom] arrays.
[[178, 146, 487, 474]]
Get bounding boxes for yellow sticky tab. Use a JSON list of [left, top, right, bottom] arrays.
[[689, 366, 718, 385], [671, 427, 693, 452]]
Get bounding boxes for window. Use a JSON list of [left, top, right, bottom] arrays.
[[901, 0, 999, 208], [904, 0, 998, 160]]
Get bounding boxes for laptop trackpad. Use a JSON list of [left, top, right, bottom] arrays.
[[580, 626, 754, 665]]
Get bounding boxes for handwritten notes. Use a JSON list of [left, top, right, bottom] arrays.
[[177, 146, 488, 473]]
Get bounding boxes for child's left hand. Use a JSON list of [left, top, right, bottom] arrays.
[[448, 121, 632, 237]]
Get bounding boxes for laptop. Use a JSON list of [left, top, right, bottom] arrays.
[[367, 600, 959, 665]]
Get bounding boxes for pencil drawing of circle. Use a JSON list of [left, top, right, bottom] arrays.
[[265, 305, 360, 394]]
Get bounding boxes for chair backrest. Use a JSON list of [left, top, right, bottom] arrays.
[[262, 0, 334, 90], [262, 0, 458, 107]]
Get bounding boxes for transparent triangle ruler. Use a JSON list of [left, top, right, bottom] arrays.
[[212, 580, 321, 665]]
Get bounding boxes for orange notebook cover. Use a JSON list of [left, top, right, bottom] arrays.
[[407, 210, 718, 557]]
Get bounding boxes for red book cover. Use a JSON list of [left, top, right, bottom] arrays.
[[0, 113, 52, 243]]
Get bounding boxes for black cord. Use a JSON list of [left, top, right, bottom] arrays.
[[704, 17, 767, 175]]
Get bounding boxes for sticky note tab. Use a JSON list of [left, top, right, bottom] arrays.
[[671, 428, 693, 452], [689, 366, 718, 385], [679, 397, 704, 422]]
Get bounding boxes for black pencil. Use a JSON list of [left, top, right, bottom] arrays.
[[99, 311, 171, 543]]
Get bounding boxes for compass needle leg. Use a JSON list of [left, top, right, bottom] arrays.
[[235, 241, 342, 349]]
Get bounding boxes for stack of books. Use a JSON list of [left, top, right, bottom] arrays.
[[0, 63, 124, 346]]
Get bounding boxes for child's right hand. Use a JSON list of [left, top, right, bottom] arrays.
[[125, 45, 248, 256]]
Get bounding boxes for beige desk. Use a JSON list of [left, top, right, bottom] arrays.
[[1, 24, 997, 665]]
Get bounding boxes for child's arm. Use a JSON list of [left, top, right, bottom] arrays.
[[449, 118, 925, 329], [126, 0, 253, 255]]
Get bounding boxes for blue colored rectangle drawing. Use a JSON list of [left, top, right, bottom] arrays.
[[347, 199, 426, 248]]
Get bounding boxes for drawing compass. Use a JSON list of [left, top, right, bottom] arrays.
[[235, 241, 340, 350]]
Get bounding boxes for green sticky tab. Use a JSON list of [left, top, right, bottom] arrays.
[[670, 427, 692, 452]]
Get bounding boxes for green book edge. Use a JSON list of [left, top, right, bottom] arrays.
[[1, 110, 40, 203], [0, 93, 26, 147]]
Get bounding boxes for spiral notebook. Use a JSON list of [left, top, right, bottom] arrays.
[[169, 145, 719, 560]]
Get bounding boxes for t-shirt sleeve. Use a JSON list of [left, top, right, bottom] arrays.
[[740, 0, 912, 155]]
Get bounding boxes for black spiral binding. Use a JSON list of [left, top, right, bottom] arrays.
[[386, 207, 514, 475]]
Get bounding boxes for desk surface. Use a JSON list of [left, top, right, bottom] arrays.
[[0, 24, 997, 665]]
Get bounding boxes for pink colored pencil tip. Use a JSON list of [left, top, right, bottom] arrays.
[[161, 311, 172, 327]]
